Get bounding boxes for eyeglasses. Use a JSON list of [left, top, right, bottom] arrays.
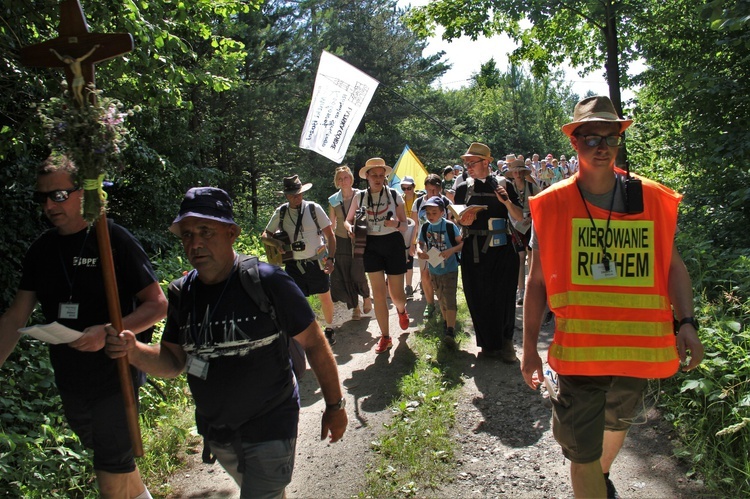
[[33, 188, 80, 204], [575, 134, 624, 147], [402, 186, 414, 190], [463, 159, 484, 168]]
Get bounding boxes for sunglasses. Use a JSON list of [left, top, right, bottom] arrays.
[[402, 186, 414, 190], [575, 134, 624, 147], [33, 188, 80, 204]]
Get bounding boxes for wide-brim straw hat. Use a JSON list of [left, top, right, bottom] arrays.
[[562, 96, 634, 137], [359, 157, 393, 179], [461, 142, 493, 163], [278, 174, 313, 195]]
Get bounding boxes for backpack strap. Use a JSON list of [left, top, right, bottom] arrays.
[[237, 255, 307, 380], [308, 202, 322, 235], [278, 203, 289, 231]]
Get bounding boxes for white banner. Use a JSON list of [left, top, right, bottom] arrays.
[[299, 51, 379, 163]]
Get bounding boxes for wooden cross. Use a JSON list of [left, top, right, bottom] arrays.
[[20, 0, 133, 106], [20, 0, 143, 458]]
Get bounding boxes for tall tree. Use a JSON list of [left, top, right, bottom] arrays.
[[404, 0, 646, 120]]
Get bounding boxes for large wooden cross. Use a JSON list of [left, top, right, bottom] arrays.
[[20, 0, 133, 106], [20, 0, 143, 457]]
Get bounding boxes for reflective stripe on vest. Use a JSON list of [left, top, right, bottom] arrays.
[[529, 173, 682, 378]]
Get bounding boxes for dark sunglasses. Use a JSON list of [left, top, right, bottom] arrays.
[[33, 188, 80, 204], [402, 186, 414, 190]]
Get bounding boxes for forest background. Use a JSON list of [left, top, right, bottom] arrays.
[[0, 0, 748, 497]]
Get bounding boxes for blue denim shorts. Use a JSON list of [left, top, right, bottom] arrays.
[[209, 438, 297, 499]]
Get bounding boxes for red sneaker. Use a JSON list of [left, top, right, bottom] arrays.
[[398, 309, 409, 330], [374, 336, 393, 354]]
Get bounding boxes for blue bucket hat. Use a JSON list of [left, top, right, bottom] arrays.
[[169, 187, 237, 235]]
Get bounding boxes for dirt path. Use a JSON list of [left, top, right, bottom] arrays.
[[165, 273, 710, 498]]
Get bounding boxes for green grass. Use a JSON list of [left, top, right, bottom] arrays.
[[362, 294, 471, 497]]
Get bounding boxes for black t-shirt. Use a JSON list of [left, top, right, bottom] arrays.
[[19, 221, 158, 395], [163, 260, 315, 441]]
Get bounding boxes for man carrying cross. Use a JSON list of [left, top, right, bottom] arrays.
[[0, 155, 167, 498]]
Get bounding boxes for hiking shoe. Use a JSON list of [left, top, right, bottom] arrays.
[[500, 339, 518, 363], [405, 285, 414, 298], [324, 327, 336, 346], [442, 327, 457, 350], [351, 307, 362, 321], [363, 297, 373, 314], [374, 336, 393, 354], [423, 303, 435, 318], [604, 475, 620, 499], [398, 309, 410, 330]]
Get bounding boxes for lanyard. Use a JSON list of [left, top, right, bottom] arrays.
[[58, 226, 91, 302], [367, 188, 387, 222], [188, 256, 237, 347], [290, 201, 306, 243], [576, 178, 618, 272]]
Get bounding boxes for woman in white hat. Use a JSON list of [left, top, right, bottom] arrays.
[[344, 158, 411, 354]]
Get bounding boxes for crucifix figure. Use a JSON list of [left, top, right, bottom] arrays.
[[20, 0, 133, 106], [49, 44, 100, 105]]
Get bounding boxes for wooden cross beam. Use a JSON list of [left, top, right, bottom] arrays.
[[19, 0, 144, 458], [20, 0, 133, 106]]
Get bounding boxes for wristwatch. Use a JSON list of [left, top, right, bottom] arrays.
[[677, 316, 699, 332], [326, 397, 346, 411], [328, 257, 335, 264]]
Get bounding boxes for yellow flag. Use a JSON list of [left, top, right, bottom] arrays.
[[389, 145, 429, 192]]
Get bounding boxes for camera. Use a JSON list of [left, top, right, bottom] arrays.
[[292, 240, 306, 252]]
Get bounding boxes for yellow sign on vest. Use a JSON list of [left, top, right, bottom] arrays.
[[570, 218, 655, 287]]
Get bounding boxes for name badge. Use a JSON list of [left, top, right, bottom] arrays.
[[186, 355, 209, 380], [371, 224, 382, 233], [591, 262, 618, 280], [59, 303, 79, 320]]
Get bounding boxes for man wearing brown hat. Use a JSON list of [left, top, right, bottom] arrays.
[[263, 175, 338, 345], [521, 96, 704, 498], [454, 142, 524, 362], [106, 187, 348, 498]]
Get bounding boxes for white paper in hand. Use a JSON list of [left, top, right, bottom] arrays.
[[19, 322, 84, 344], [426, 247, 445, 268]]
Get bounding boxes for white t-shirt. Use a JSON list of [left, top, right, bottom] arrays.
[[266, 201, 331, 260]]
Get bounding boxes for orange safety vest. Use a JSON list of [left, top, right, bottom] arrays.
[[529, 173, 682, 378]]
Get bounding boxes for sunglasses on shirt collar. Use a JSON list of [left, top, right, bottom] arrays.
[[33, 188, 80, 204]]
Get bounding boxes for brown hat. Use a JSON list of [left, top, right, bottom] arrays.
[[359, 157, 393, 179], [278, 174, 312, 195], [562, 96, 633, 137], [461, 142, 493, 163]]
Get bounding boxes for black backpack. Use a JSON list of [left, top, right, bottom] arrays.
[[171, 255, 307, 380]]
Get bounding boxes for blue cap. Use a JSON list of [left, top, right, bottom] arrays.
[[170, 187, 237, 234]]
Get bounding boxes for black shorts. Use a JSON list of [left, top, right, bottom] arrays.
[[364, 231, 408, 275], [60, 388, 139, 473], [284, 260, 330, 296]]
